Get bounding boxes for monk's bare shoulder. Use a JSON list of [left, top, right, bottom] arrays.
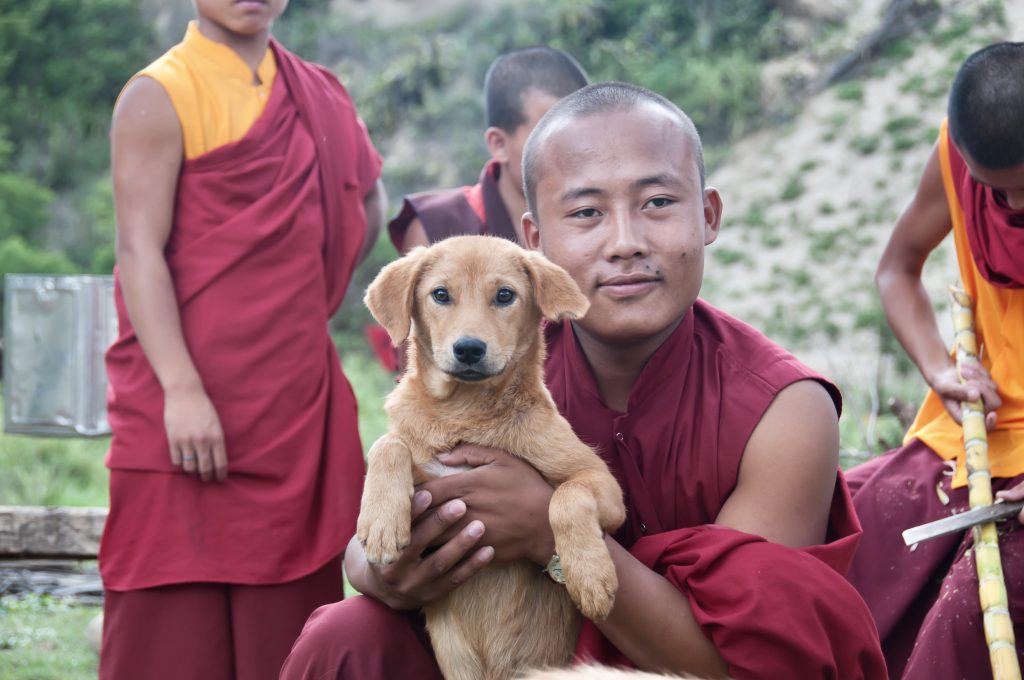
[[111, 76, 182, 157], [716, 379, 838, 548], [110, 76, 183, 245]]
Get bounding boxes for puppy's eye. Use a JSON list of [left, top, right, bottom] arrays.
[[431, 287, 451, 304], [494, 287, 516, 306]]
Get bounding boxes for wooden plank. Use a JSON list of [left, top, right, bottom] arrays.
[[0, 506, 107, 559]]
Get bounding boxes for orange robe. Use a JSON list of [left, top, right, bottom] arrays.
[[903, 119, 1024, 486]]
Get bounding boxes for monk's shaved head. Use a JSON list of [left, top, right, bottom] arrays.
[[523, 82, 705, 218], [948, 42, 1024, 169], [484, 47, 589, 132]]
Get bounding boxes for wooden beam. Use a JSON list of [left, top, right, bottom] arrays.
[[0, 506, 107, 559]]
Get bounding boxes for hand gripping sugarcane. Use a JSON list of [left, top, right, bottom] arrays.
[[950, 286, 1021, 680]]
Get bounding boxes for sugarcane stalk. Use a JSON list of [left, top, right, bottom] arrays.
[[950, 286, 1021, 680]]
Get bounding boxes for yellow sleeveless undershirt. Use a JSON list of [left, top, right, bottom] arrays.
[[133, 22, 276, 160], [903, 119, 1024, 487]]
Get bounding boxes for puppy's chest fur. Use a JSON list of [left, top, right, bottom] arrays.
[[388, 377, 551, 471]]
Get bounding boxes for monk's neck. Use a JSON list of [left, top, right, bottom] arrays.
[[196, 19, 271, 79], [572, 319, 681, 413], [496, 165, 528, 245]]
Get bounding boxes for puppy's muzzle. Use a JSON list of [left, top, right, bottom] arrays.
[[450, 337, 491, 380]]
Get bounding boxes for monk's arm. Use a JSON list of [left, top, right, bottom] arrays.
[[358, 178, 387, 263], [111, 77, 227, 482], [876, 143, 999, 422], [590, 538, 729, 677], [400, 216, 431, 254]]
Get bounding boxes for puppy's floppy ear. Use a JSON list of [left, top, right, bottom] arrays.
[[365, 247, 427, 345], [522, 251, 589, 321]]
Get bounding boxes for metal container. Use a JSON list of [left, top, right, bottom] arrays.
[[4, 275, 117, 437]]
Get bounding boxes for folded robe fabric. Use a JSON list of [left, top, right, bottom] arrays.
[[576, 522, 887, 680]]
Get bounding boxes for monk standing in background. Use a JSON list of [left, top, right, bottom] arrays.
[[369, 46, 587, 372], [101, 0, 384, 678], [388, 46, 588, 253], [281, 82, 885, 679], [846, 42, 1024, 679]]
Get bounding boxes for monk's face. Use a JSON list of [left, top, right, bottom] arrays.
[[490, 89, 561, 199], [524, 105, 722, 347], [195, 0, 289, 37], [958, 145, 1024, 211]]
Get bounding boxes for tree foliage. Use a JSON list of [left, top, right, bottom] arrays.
[[0, 0, 795, 352], [0, 0, 152, 307]]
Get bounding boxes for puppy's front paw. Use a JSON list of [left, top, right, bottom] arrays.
[[564, 548, 618, 620], [357, 501, 411, 565]]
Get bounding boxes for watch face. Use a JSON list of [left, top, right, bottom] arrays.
[[546, 554, 566, 584]]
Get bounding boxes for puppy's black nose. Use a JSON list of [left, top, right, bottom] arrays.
[[452, 337, 487, 365]]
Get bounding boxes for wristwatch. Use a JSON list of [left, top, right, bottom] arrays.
[[544, 553, 566, 584]]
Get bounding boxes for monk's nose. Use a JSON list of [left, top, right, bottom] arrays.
[[453, 337, 487, 365]]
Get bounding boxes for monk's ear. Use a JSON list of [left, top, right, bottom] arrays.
[[522, 251, 589, 321], [365, 247, 427, 345]]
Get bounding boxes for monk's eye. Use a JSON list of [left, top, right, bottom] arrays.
[[431, 287, 451, 304], [494, 287, 516, 306]]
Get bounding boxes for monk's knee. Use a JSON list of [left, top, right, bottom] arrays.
[[280, 595, 431, 679]]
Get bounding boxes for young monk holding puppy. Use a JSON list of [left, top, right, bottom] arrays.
[[281, 83, 885, 679]]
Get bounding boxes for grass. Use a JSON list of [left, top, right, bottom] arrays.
[[780, 175, 805, 202], [835, 80, 864, 102], [0, 350, 393, 679], [0, 435, 109, 507], [0, 595, 100, 680]]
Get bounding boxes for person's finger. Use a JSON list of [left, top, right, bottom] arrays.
[[977, 383, 1002, 412], [420, 474, 467, 504], [181, 441, 199, 474], [410, 490, 432, 520], [407, 499, 467, 555], [437, 444, 500, 468], [996, 482, 1024, 501], [986, 411, 998, 431], [445, 546, 494, 589], [196, 438, 214, 483], [169, 438, 183, 467], [211, 436, 228, 482], [422, 520, 485, 574]]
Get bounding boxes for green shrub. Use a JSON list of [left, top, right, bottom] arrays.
[[780, 176, 805, 202], [836, 81, 864, 102]]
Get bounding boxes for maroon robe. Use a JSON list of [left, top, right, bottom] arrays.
[[947, 135, 1024, 288], [386, 159, 518, 250], [549, 302, 885, 678], [848, 444, 1024, 679], [101, 41, 381, 590], [281, 301, 886, 679]]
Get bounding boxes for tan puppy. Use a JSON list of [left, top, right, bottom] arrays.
[[358, 235, 626, 680]]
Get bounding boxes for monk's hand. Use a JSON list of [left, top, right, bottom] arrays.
[[423, 446, 556, 566], [355, 489, 494, 610], [929, 362, 1001, 429], [996, 482, 1024, 525], [163, 383, 228, 482]]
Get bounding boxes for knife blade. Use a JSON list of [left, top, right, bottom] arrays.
[[902, 500, 1024, 547]]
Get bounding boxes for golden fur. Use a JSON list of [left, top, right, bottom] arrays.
[[358, 235, 626, 680]]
